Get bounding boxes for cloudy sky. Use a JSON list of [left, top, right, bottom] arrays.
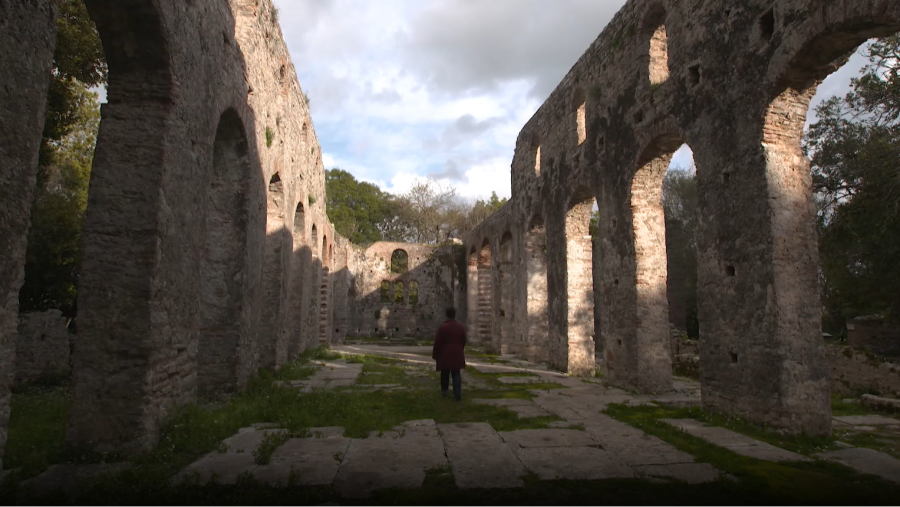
[[271, 0, 868, 201]]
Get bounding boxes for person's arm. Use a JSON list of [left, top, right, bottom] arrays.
[[432, 327, 442, 360]]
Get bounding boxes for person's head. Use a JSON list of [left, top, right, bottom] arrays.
[[445, 307, 457, 319]]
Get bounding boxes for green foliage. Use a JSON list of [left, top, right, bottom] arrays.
[[308, 194, 316, 206], [325, 168, 394, 244], [390, 249, 408, 273], [20, 82, 100, 315], [40, 0, 106, 170], [4, 386, 69, 479], [252, 431, 290, 465], [662, 168, 699, 338], [265, 126, 275, 147], [804, 35, 900, 329]]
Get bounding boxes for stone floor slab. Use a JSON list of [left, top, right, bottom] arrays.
[[661, 419, 810, 462], [438, 422, 526, 489], [309, 426, 346, 439], [833, 415, 900, 427], [634, 463, 721, 484], [516, 446, 634, 481], [24, 463, 131, 496], [254, 437, 350, 486], [816, 447, 900, 484], [500, 429, 596, 448], [333, 426, 446, 497], [594, 434, 696, 466], [497, 376, 542, 384], [180, 452, 258, 484]]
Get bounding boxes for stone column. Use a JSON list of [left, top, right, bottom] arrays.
[[0, 0, 57, 471]]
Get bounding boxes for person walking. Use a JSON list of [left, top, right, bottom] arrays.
[[432, 307, 467, 401]]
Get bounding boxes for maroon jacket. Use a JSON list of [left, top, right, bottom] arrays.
[[432, 319, 467, 371]]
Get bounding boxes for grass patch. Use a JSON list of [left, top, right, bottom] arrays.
[[4, 385, 69, 479], [252, 431, 290, 465]]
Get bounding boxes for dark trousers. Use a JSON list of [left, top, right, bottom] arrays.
[[440, 369, 461, 400]]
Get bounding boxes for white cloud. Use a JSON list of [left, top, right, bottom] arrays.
[[273, 0, 870, 202]]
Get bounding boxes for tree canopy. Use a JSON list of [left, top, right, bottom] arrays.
[[804, 35, 900, 328]]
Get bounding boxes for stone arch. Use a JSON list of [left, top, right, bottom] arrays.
[[408, 281, 419, 306], [610, 133, 688, 392], [526, 215, 549, 363], [197, 108, 252, 398], [259, 171, 289, 368], [390, 249, 409, 273], [288, 201, 308, 357], [498, 232, 515, 354], [67, 0, 180, 453], [719, 16, 900, 435], [561, 187, 596, 376], [478, 239, 495, 350], [466, 246, 479, 342], [642, 2, 670, 86], [394, 281, 405, 305]]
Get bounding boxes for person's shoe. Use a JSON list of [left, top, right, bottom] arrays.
[[441, 390, 448, 398]]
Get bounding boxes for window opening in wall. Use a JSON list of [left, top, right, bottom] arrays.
[[573, 87, 586, 145], [269, 172, 282, 191], [409, 281, 419, 306], [645, 5, 670, 86], [380, 281, 390, 302], [311, 225, 318, 256], [535, 144, 541, 176], [390, 249, 409, 273], [394, 281, 404, 304], [688, 65, 701, 86]]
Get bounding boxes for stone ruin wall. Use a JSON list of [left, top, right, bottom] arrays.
[[0, 0, 351, 466], [14, 311, 72, 384], [462, 0, 900, 436], [344, 242, 459, 341], [826, 345, 900, 399]]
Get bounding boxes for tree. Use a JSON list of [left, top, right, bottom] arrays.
[[804, 35, 900, 329], [662, 167, 699, 337], [325, 168, 393, 245], [20, 82, 100, 316], [467, 191, 508, 231], [19, 0, 105, 316], [39, 0, 107, 174]]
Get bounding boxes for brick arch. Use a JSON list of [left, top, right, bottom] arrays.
[[640, 1, 670, 86]]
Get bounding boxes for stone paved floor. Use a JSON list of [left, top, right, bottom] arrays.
[[21, 345, 900, 498]]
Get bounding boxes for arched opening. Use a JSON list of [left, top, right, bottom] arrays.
[[288, 201, 307, 358], [260, 172, 289, 368], [572, 87, 587, 145], [727, 24, 900, 435], [478, 239, 495, 351], [308, 224, 320, 350], [662, 145, 700, 380], [526, 216, 549, 363], [380, 281, 391, 303], [498, 232, 514, 354], [394, 281, 405, 305], [62, 0, 182, 452], [644, 4, 669, 86], [562, 189, 596, 376], [409, 281, 419, 307], [606, 135, 688, 392], [466, 246, 479, 342], [532, 135, 541, 177], [197, 109, 251, 397], [390, 249, 409, 274]]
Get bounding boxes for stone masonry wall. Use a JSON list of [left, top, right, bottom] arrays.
[[825, 345, 900, 399], [847, 318, 900, 358], [462, 0, 900, 436], [15, 311, 71, 384], [0, 0, 58, 472], [345, 242, 457, 341], [1, 0, 345, 461]]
